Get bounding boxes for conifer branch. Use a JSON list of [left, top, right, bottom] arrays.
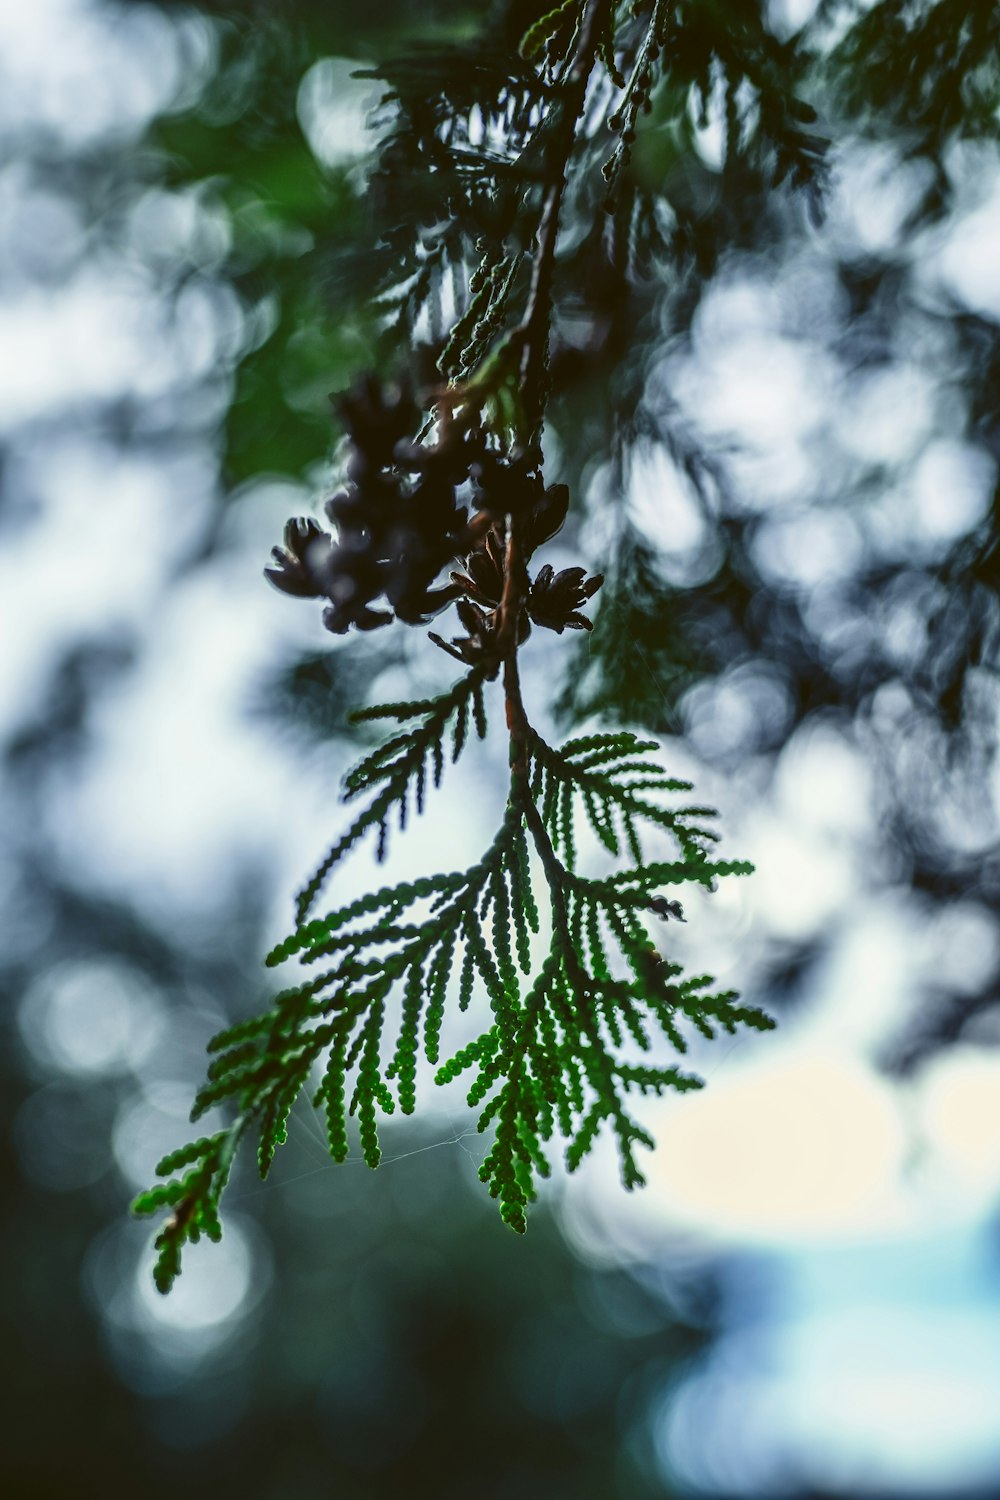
[[135, 0, 782, 1291]]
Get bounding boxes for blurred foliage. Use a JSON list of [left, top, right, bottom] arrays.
[[142, 0, 490, 484], [556, 527, 714, 732], [828, 0, 1000, 145]]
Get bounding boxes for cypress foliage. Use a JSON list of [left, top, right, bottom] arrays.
[[134, 684, 769, 1288]]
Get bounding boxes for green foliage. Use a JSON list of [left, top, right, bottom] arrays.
[[136, 666, 767, 1290], [828, 0, 1000, 147], [556, 526, 714, 731]]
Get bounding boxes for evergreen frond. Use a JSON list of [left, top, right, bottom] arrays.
[[137, 688, 765, 1289], [294, 667, 488, 922]]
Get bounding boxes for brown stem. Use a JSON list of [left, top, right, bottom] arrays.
[[518, 0, 612, 446], [501, 607, 636, 1144], [514, 727, 634, 1134], [499, 521, 530, 731], [497, 0, 610, 745]]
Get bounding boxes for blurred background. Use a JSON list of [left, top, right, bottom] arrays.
[[4, 0, 1000, 1495]]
